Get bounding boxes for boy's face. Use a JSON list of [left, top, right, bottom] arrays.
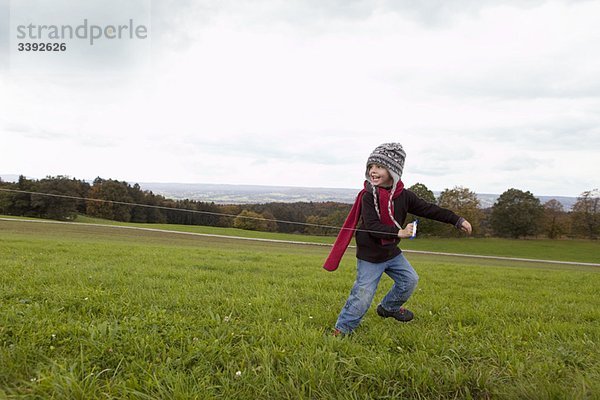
[[368, 164, 393, 187]]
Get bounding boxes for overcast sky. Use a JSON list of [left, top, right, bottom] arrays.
[[1, 0, 598, 196]]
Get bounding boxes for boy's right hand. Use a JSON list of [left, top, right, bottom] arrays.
[[398, 223, 415, 239]]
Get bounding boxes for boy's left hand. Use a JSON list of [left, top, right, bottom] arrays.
[[460, 220, 472, 235]]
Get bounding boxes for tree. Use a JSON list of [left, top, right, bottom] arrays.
[[490, 188, 544, 238], [259, 202, 309, 234], [305, 210, 348, 236], [571, 189, 599, 239], [407, 183, 439, 236], [29, 176, 82, 220], [219, 205, 242, 228], [260, 211, 279, 232], [477, 207, 494, 237], [143, 195, 167, 224], [233, 210, 276, 231], [305, 215, 328, 235], [128, 183, 150, 223], [542, 199, 569, 239], [10, 175, 35, 216], [86, 179, 133, 222], [0, 180, 13, 215], [0, 176, 89, 219], [437, 186, 482, 236]]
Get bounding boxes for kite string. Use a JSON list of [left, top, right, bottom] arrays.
[[0, 188, 401, 237]]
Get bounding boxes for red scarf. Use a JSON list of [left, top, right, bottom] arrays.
[[323, 180, 404, 271]]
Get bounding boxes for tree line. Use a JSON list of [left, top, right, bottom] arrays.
[[0, 175, 598, 239]]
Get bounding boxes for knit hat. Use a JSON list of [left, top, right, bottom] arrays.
[[365, 143, 406, 229], [365, 142, 406, 184]]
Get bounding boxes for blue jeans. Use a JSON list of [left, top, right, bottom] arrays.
[[335, 253, 419, 334]]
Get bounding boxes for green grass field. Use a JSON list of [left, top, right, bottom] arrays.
[[1, 218, 599, 399], [4, 214, 599, 264]]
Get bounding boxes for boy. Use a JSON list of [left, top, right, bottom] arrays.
[[324, 143, 472, 335]]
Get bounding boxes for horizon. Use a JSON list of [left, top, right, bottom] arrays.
[[0, 173, 583, 199]]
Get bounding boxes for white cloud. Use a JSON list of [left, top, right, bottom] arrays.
[[1, 0, 599, 196]]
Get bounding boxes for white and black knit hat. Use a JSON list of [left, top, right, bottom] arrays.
[[365, 143, 406, 229], [365, 142, 406, 184]]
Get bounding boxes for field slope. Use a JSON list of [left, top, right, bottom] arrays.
[[1, 219, 599, 399]]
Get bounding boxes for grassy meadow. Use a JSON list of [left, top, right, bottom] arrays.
[[0, 217, 599, 399]]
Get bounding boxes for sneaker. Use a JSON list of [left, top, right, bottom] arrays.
[[332, 328, 349, 337], [377, 304, 414, 322]]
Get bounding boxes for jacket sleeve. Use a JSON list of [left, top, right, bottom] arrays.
[[406, 190, 462, 226], [361, 191, 400, 239]]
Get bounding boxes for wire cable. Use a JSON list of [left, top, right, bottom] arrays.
[[0, 188, 401, 237]]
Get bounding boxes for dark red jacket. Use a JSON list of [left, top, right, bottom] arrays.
[[356, 189, 461, 263]]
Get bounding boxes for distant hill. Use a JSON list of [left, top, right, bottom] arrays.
[[138, 182, 578, 210], [139, 182, 362, 204], [0, 175, 578, 209]]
